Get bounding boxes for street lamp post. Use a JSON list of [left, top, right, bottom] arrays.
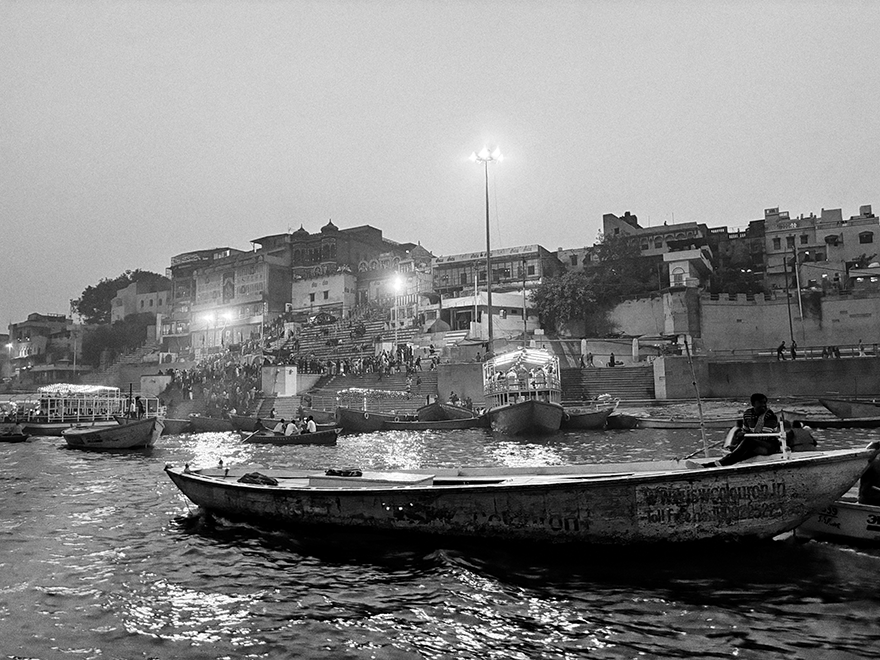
[[470, 146, 502, 352], [392, 273, 404, 353]]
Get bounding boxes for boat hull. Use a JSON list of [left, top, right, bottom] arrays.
[[560, 407, 614, 430], [0, 433, 29, 443], [487, 400, 563, 435], [22, 420, 120, 437], [166, 446, 878, 544], [63, 418, 163, 450], [230, 414, 260, 432], [798, 497, 880, 543], [189, 416, 235, 433], [243, 428, 339, 445], [785, 414, 880, 429], [605, 414, 640, 430], [161, 418, 192, 435], [417, 402, 477, 421], [335, 407, 398, 433], [819, 398, 880, 419]]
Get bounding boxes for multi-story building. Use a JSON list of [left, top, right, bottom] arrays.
[[110, 279, 171, 323], [763, 205, 879, 291], [602, 211, 710, 257], [432, 245, 564, 299], [7, 313, 81, 385]]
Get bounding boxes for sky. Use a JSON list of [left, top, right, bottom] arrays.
[[2, 1, 880, 327]]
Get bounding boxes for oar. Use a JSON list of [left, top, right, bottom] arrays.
[[681, 438, 727, 461]]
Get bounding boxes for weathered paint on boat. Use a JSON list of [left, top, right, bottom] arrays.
[[165, 445, 879, 544], [63, 417, 163, 450], [487, 399, 563, 435], [188, 415, 235, 433], [636, 416, 739, 430], [242, 428, 340, 445], [560, 407, 615, 430], [798, 493, 880, 543], [819, 398, 880, 419]]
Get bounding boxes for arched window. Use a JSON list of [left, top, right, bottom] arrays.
[[672, 267, 685, 285]]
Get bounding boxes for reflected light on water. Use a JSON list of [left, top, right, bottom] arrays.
[[121, 578, 261, 646], [489, 441, 565, 467]]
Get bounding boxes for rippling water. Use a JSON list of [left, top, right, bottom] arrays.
[[3, 406, 880, 659]]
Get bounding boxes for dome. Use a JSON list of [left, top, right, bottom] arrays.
[[320, 219, 339, 233], [292, 225, 309, 237]]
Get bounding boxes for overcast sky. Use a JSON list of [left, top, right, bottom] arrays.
[[2, 1, 879, 327]]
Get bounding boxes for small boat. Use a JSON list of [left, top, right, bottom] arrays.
[[416, 402, 478, 421], [383, 417, 484, 431], [605, 413, 640, 430], [0, 433, 29, 443], [483, 348, 564, 435], [165, 443, 879, 544], [188, 415, 235, 433], [335, 406, 416, 433], [782, 414, 880, 429], [819, 398, 880, 419], [561, 407, 616, 430], [63, 417, 164, 450], [161, 418, 192, 435], [635, 416, 739, 430], [798, 489, 880, 543], [242, 428, 340, 445], [229, 414, 261, 432]]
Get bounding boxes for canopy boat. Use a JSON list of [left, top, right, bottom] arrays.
[[188, 415, 235, 433], [242, 428, 340, 446], [334, 388, 417, 433], [635, 416, 740, 430], [19, 384, 161, 436], [483, 348, 564, 435], [819, 398, 880, 419], [165, 444, 879, 545], [63, 417, 164, 450], [797, 488, 880, 543]]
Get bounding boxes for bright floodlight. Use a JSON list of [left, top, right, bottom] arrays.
[[472, 146, 502, 163], [204, 312, 215, 325], [392, 274, 404, 292], [222, 311, 234, 322]]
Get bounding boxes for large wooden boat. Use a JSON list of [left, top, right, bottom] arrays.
[[242, 428, 340, 446], [782, 414, 880, 429], [334, 387, 418, 433], [635, 416, 739, 430], [63, 417, 164, 450], [561, 405, 617, 430], [229, 414, 260, 432], [819, 398, 880, 419], [798, 489, 880, 543], [483, 348, 564, 435], [19, 384, 161, 436], [161, 418, 192, 435], [335, 406, 397, 433], [165, 444, 879, 545], [188, 415, 235, 433]]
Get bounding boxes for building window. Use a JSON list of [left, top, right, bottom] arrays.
[[140, 300, 145, 308], [672, 267, 685, 284], [149, 299, 153, 307], [800, 235, 809, 245], [527, 265, 535, 276], [773, 238, 781, 250], [786, 236, 795, 249], [570, 255, 578, 266], [478, 272, 487, 283], [309, 293, 315, 303], [654, 238, 663, 249], [459, 273, 467, 286], [860, 232, 874, 244], [323, 291, 329, 300]]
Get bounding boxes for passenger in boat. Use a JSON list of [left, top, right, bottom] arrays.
[[858, 454, 880, 505], [304, 416, 317, 434], [284, 419, 300, 436], [449, 391, 460, 405], [692, 393, 781, 468], [785, 420, 817, 452], [272, 418, 286, 434]]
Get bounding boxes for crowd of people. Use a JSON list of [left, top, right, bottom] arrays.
[[160, 351, 262, 418]]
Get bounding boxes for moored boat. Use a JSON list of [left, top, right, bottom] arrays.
[[229, 414, 260, 432], [635, 416, 739, 430], [561, 407, 616, 430], [782, 413, 880, 429], [0, 433, 29, 443], [383, 417, 485, 431], [798, 489, 880, 543], [242, 428, 340, 445], [819, 398, 880, 419], [483, 347, 564, 435], [605, 413, 640, 430], [161, 418, 192, 435], [63, 417, 164, 450], [165, 443, 880, 544], [188, 415, 235, 433], [335, 406, 398, 433], [417, 402, 478, 421]]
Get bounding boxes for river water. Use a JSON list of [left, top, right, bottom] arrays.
[[3, 404, 880, 659]]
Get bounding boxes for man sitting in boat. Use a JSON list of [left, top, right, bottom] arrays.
[[303, 416, 317, 434], [697, 393, 781, 468], [272, 418, 286, 434], [284, 419, 300, 436], [785, 420, 817, 452]]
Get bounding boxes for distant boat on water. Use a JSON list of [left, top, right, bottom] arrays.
[[819, 398, 880, 419]]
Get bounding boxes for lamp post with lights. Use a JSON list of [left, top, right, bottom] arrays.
[[469, 146, 502, 351]]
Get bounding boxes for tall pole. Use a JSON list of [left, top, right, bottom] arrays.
[[522, 258, 527, 347], [483, 159, 493, 348], [792, 245, 804, 341], [470, 147, 502, 353], [783, 256, 795, 344]]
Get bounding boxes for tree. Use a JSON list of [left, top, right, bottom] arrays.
[[72, 270, 170, 324], [80, 312, 157, 367]]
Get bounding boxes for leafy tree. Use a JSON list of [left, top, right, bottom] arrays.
[[72, 270, 170, 324], [80, 312, 157, 368]]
